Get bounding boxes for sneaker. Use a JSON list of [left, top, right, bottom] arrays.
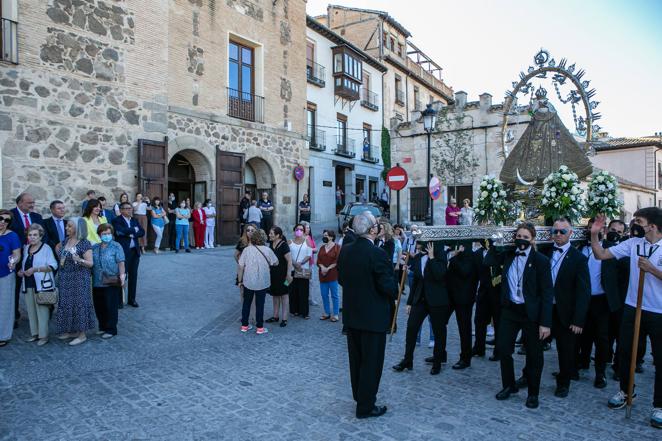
[[428, 340, 435, 348], [240, 325, 253, 333], [68, 336, 87, 346], [37, 338, 48, 347], [101, 333, 114, 339], [608, 390, 636, 409], [95, 330, 105, 336], [487, 324, 495, 337], [651, 408, 662, 429], [256, 327, 268, 335]]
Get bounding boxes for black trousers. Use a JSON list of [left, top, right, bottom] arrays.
[[577, 295, 610, 376], [167, 214, 177, 249], [346, 328, 386, 415], [618, 305, 662, 408], [552, 307, 577, 388], [260, 215, 273, 234], [474, 291, 501, 355], [450, 302, 474, 363], [242, 288, 267, 328], [289, 277, 309, 317], [93, 286, 120, 335], [125, 248, 140, 304], [497, 302, 544, 396], [403, 301, 450, 366], [611, 308, 647, 371]]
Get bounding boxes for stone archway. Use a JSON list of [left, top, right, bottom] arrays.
[[245, 156, 276, 224], [167, 135, 215, 202]]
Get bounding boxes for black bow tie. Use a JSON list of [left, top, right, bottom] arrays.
[[515, 251, 526, 257], [553, 247, 564, 253]]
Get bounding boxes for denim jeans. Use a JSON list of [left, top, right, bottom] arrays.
[[175, 224, 189, 250], [320, 280, 340, 316], [416, 319, 435, 344], [242, 288, 267, 328]]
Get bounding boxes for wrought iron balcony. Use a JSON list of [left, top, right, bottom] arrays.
[[395, 89, 405, 106], [360, 88, 379, 111], [307, 126, 326, 151], [1, 18, 18, 64], [227, 87, 264, 123], [306, 59, 326, 87], [361, 143, 380, 164], [334, 136, 355, 158]]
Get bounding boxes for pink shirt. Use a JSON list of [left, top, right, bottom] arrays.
[[445, 205, 461, 225]]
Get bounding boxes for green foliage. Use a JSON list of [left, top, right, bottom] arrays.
[[381, 127, 391, 180]]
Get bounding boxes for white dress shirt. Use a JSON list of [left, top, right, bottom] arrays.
[[581, 245, 605, 295], [420, 254, 429, 276], [550, 241, 571, 285], [123, 216, 136, 248], [507, 246, 531, 304], [609, 237, 662, 313]]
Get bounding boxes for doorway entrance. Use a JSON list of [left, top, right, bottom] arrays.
[[168, 153, 207, 205]]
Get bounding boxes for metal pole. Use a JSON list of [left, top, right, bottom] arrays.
[[427, 131, 433, 225], [396, 190, 400, 225], [295, 179, 300, 225]]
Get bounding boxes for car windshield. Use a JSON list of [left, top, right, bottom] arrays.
[[349, 205, 381, 217]]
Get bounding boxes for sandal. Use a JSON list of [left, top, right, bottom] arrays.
[[0, 341, 7, 347], [265, 317, 279, 323], [330, 316, 339, 322], [320, 315, 330, 320], [280, 320, 287, 327]]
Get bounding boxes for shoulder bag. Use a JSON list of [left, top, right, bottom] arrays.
[[36, 270, 58, 305], [100, 245, 122, 287], [291, 243, 311, 279]]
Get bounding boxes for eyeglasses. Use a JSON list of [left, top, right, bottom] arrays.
[[551, 228, 569, 235], [0, 217, 11, 223], [246, 229, 256, 233]]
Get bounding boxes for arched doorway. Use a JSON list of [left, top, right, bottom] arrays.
[[245, 156, 275, 203], [167, 150, 212, 205]]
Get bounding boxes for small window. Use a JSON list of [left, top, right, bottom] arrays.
[[334, 53, 342, 73], [397, 43, 403, 57]]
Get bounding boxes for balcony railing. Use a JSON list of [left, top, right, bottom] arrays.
[[307, 126, 326, 151], [360, 87, 379, 111], [1, 18, 19, 64], [227, 87, 264, 123], [306, 59, 325, 87], [395, 89, 405, 106], [334, 136, 355, 158], [361, 143, 380, 164]]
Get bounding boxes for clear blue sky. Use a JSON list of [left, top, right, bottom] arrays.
[[307, 0, 662, 137]]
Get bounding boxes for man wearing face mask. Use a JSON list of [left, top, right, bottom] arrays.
[[338, 211, 398, 419], [473, 239, 503, 361], [490, 223, 554, 409], [589, 208, 662, 428]]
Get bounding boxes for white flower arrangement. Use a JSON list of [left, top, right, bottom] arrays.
[[540, 165, 586, 224], [586, 170, 623, 218], [475, 176, 510, 225]]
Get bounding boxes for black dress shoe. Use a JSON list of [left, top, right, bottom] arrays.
[[430, 365, 441, 375], [525, 395, 539, 409], [356, 405, 387, 419], [489, 354, 499, 362], [471, 347, 485, 357], [128, 301, 139, 308], [425, 356, 447, 364], [594, 376, 607, 389], [495, 386, 518, 400], [554, 386, 569, 398], [515, 376, 528, 388], [452, 360, 470, 370], [392, 360, 413, 372]]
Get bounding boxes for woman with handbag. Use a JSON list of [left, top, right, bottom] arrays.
[[54, 218, 95, 346], [0, 209, 22, 348], [92, 224, 126, 339], [18, 224, 58, 346], [289, 223, 313, 319]]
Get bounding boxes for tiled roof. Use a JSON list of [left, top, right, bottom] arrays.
[[327, 4, 412, 37], [594, 136, 662, 151]]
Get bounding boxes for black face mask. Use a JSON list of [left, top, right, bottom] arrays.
[[606, 231, 621, 243], [514, 238, 531, 250], [630, 224, 646, 238], [322, 237, 329, 244]]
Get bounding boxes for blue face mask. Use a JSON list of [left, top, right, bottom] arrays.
[[100, 234, 113, 243]]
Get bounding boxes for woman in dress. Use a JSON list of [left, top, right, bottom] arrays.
[[82, 199, 107, 245], [266, 226, 292, 327], [113, 192, 129, 217], [55, 218, 95, 346], [150, 197, 167, 253], [0, 209, 21, 347], [289, 223, 313, 319], [92, 223, 125, 339], [192, 202, 207, 250], [18, 224, 57, 346], [317, 229, 341, 322], [132, 193, 148, 253]]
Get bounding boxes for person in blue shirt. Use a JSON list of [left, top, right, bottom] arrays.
[[0, 209, 22, 347], [175, 201, 191, 253]]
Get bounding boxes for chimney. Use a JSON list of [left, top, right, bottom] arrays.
[[454, 91, 467, 109], [479, 93, 492, 110]]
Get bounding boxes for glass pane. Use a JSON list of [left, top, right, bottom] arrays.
[[229, 61, 239, 90], [334, 54, 342, 72], [242, 47, 252, 65], [241, 66, 252, 94], [229, 43, 238, 61]]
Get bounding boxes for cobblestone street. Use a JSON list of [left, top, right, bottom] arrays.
[[0, 248, 658, 441]]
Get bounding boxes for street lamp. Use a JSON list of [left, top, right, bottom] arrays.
[[421, 104, 437, 225]]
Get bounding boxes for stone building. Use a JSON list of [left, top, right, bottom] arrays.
[[0, 0, 307, 244], [305, 15, 386, 224], [316, 5, 454, 127]]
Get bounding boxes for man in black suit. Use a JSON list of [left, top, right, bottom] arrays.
[[338, 212, 398, 419], [473, 241, 503, 361], [9, 192, 47, 327], [112, 202, 145, 308], [340, 221, 357, 248], [43, 200, 67, 251], [447, 242, 480, 369], [492, 223, 553, 409], [392, 240, 449, 375]]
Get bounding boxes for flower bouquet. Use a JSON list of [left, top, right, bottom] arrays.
[[475, 176, 510, 225], [540, 165, 586, 224], [585, 170, 622, 218]]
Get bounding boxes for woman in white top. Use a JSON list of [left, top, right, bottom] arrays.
[[132, 193, 148, 253], [289, 223, 313, 319], [459, 198, 475, 226], [114, 193, 129, 217], [237, 230, 278, 334], [203, 199, 216, 249]]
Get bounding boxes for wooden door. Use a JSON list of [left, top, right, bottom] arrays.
[[217, 149, 244, 245], [138, 138, 168, 249]]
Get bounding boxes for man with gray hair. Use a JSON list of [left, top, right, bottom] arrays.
[[338, 211, 398, 419]]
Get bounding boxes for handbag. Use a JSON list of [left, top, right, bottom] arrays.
[[163, 211, 170, 225], [291, 243, 312, 279], [36, 271, 58, 305], [99, 245, 122, 287]]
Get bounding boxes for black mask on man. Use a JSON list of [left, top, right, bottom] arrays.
[[630, 224, 646, 238], [514, 238, 531, 250], [606, 231, 621, 243]]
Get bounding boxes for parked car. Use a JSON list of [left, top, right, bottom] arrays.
[[337, 202, 384, 233]]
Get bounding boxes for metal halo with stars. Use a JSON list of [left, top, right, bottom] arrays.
[[500, 49, 601, 157]]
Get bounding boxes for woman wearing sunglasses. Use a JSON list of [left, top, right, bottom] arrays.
[[0, 209, 21, 347]]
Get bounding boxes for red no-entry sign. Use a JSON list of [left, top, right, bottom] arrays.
[[386, 166, 408, 191]]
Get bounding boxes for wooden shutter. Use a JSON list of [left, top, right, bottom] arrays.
[[216, 149, 244, 245], [138, 138, 168, 202]]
